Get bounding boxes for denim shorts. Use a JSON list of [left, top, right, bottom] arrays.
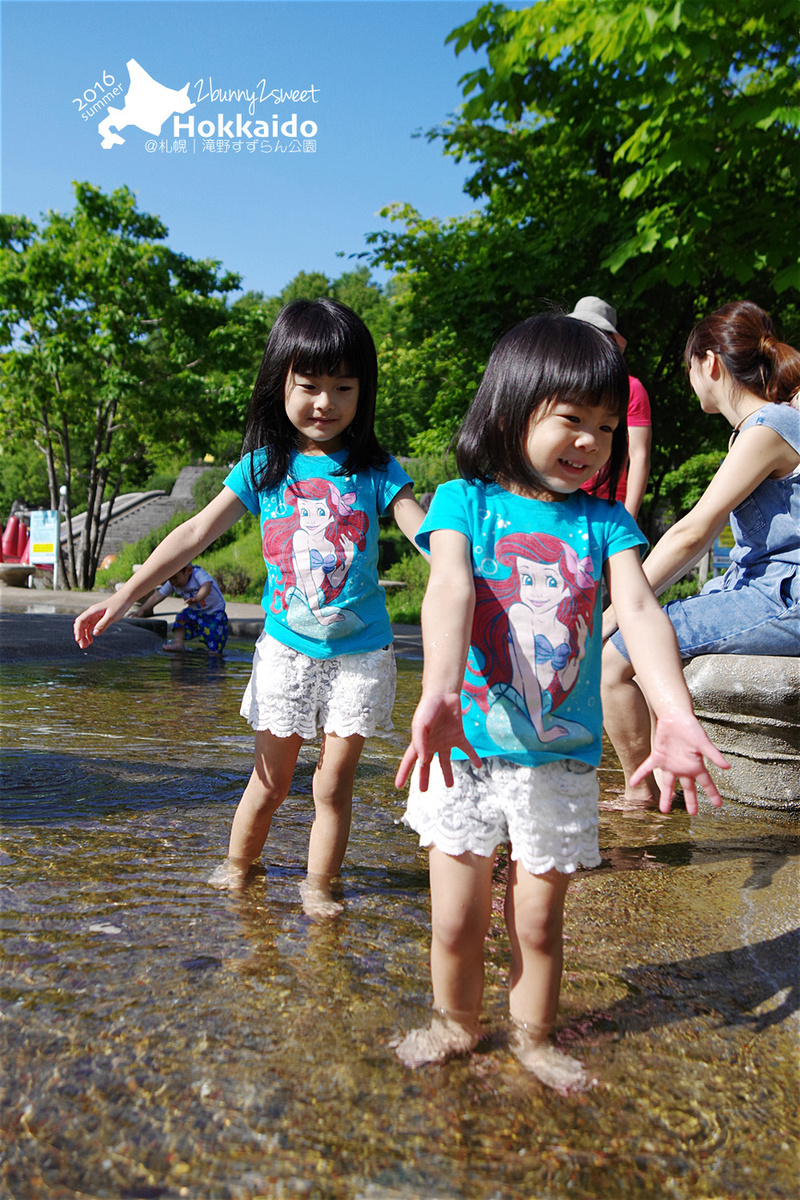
[[611, 576, 800, 661]]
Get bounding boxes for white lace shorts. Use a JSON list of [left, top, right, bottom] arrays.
[[240, 631, 396, 739], [403, 756, 600, 876]]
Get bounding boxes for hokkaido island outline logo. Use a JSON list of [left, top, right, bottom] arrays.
[[73, 59, 320, 155]]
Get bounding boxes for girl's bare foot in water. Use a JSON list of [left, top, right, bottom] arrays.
[[299, 874, 344, 919], [598, 780, 660, 812], [394, 1009, 481, 1068], [207, 857, 260, 891], [510, 1020, 596, 1095]]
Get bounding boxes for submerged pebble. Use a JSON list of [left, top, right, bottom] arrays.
[[0, 648, 797, 1199]]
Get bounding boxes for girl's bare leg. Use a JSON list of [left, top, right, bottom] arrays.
[[506, 864, 593, 1093], [396, 848, 493, 1067], [600, 641, 660, 807], [301, 731, 365, 917], [209, 729, 302, 889]]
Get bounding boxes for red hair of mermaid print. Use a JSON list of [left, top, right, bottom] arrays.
[[261, 478, 368, 612], [465, 532, 597, 715]]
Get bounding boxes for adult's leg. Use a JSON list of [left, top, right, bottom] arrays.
[[302, 731, 365, 916], [601, 640, 660, 807], [506, 863, 593, 1093]]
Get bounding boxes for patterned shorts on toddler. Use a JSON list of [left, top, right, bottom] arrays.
[[403, 755, 601, 876], [240, 630, 396, 739], [173, 607, 229, 653]]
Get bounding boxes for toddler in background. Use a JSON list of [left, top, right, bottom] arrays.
[[136, 562, 229, 656]]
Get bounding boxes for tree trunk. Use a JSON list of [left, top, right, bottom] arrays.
[[79, 395, 118, 589]]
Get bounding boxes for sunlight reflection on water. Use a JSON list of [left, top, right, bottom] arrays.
[[1, 645, 798, 1199]]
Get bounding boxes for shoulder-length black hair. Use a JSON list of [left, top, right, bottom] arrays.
[[241, 297, 389, 490], [456, 312, 629, 500]]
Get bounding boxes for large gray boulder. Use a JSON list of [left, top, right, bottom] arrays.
[[684, 655, 799, 811]]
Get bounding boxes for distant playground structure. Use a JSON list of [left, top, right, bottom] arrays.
[[0, 466, 213, 589]]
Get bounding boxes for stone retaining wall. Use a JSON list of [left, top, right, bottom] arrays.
[[684, 655, 799, 811]]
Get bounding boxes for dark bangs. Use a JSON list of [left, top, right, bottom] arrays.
[[457, 314, 629, 498], [241, 298, 386, 490]]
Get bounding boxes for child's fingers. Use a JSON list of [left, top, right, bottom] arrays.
[[689, 769, 725, 809], [629, 757, 653, 788], [73, 609, 107, 647], [659, 775, 696, 815], [395, 743, 419, 790], [437, 752, 455, 788], [463, 741, 483, 772], [656, 768, 724, 815], [703, 742, 731, 771]]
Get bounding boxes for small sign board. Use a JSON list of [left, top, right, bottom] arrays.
[[712, 524, 734, 575], [29, 510, 60, 565]]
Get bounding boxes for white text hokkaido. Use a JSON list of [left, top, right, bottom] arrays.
[[173, 113, 318, 139]]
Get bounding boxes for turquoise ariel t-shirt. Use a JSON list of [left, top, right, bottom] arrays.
[[224, 448, 412, 658], [416, 479, 647, 768]]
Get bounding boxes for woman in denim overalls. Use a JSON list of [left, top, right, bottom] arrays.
[[602, 301, 800, 808]]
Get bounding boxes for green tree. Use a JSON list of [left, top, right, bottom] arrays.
[[0, 183, 240, 588], [368, 0, 800, 514], [445, 0, 800, 293]]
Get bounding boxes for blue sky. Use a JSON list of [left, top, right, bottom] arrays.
[[1, 0, 488, 297]]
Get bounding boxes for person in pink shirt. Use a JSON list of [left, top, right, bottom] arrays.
[[570, 297, 652, 521]]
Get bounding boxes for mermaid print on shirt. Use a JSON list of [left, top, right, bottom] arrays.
[[465, 532, 598, 748], [261, 478, 369, 637]]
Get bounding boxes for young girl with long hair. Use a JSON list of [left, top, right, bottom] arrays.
[[602, 300, 800, 806], [74, 298, 426, 917], [394, 313, 727, 1093]]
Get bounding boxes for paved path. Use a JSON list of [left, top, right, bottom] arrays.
[[0, 585, 423, 661]]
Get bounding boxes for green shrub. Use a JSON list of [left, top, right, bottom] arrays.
[[200, 521, 264, 601], [659, 577, 703, 604], [213, 564, 254, 598], [141, 471, 178, 495], [402, 453, 454, 497], [659, 452, 723, 522], [384, 550, 430, 625], [193, 468, 229, 510]]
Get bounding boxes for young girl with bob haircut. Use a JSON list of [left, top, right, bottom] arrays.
[[395, 312, 727, 1093], [75, 298, 426, 917], [602, 300, 800, 807]]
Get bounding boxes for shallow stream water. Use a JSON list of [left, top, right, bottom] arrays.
[[1, 641, 798, 1199]]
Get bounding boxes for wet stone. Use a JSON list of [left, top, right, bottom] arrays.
[[685, 654, 800, 811]]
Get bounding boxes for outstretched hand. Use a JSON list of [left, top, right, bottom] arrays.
[[73, 596, 129, 648], [395, 692, 482, 792], [630, 710, 730, 814]]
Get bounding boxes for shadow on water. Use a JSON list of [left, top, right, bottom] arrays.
[[1, 648, 798, 1199]]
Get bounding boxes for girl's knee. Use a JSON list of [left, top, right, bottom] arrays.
[[513, 905, 563, 955], [432, 902, 491, 955], [312, 771, 354, 811], [242, 771, 289, 817], [507, 880, 566, 954]]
